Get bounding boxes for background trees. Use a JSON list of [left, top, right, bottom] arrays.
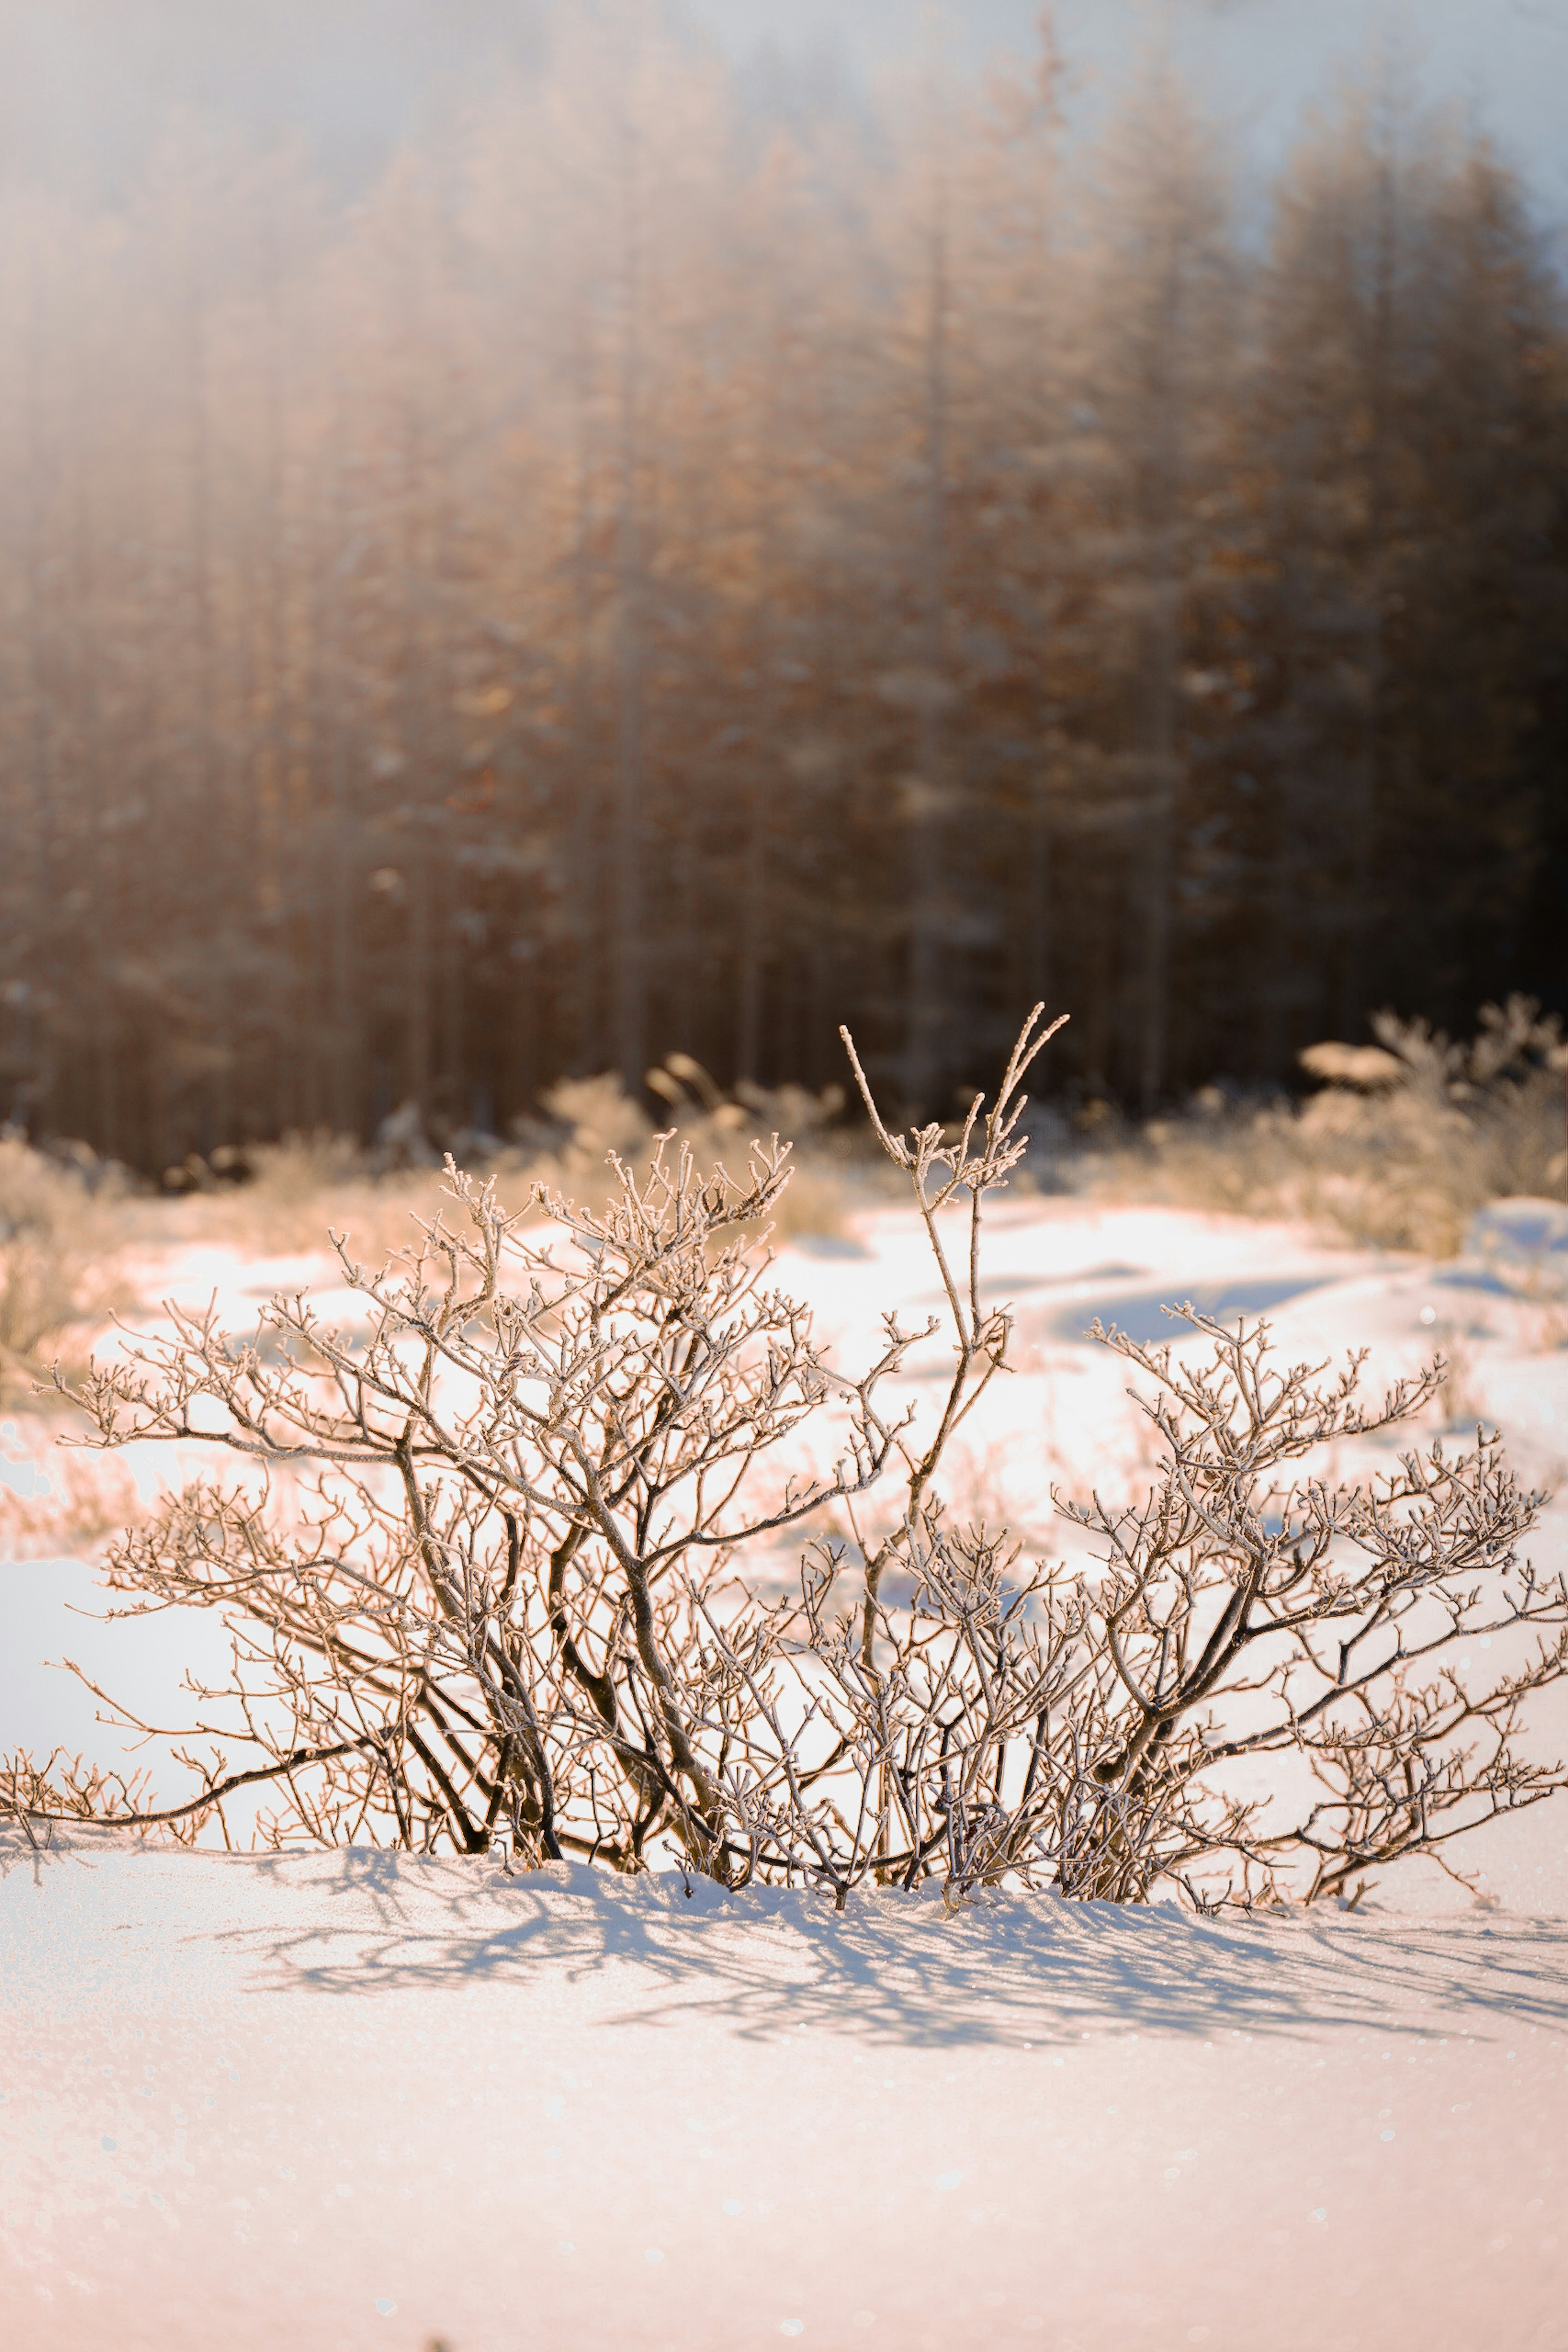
[[0, 11, 1563, 1167]]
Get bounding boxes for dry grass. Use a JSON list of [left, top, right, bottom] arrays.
[[0, 1137, 136, 1401], [1089, 999, 1568, 1257], [117, 1067, 880, 1273], [0, 1426, 146, 1560], [1430, 1324, 1490, 1431], [527, 1063, 883, 1246], [11, 1004, 1561, 1408], [1515, 1300, 1568, 1355], [0, 1071, 879, 1427], [169, 1150, 459, 1266]]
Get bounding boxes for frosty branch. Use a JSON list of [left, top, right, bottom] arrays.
[[5, 1008, 1563, 1911]]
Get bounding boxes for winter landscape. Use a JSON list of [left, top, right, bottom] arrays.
[[5, 1044, 1568, 2350], [3, 1, 1568, 2347]]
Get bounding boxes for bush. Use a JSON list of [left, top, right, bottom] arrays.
[[1094, 997, 1568, 1256], [5, 1008, 1564, 1911]]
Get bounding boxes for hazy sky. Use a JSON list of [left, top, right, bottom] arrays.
[[1, 1, 1564, 211], [692, 0, 1568, 205]]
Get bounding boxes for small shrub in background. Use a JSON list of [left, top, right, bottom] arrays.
[[245, 1130, 373, 1206], [157, 1062, 868, 1264], [1093, 997, 1568, 1256]]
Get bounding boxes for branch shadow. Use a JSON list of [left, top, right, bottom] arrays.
[[200, 1850, 1568, 2054]]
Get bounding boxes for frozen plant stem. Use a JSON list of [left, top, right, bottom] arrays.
[[839, 1006, 1066, 1671]]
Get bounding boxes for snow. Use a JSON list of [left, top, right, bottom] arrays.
[[2, 1846, 1566, 2350], [3, 1197, 1568, 2347]]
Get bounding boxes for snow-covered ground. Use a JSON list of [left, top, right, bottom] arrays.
[[4, 1843, 1567, 2352], [4, 1197, 1567, 2349]]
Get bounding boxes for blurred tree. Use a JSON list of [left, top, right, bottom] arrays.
[[0, 14, 1562, 1165], [1243, 83, 1568, 1060]]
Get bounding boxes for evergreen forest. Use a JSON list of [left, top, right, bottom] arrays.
[[1, 7, 1565, 1169]]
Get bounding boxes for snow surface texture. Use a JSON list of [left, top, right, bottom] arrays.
[[2, 1846, 1565, 2352], [3, 1202, 1567, 2348]]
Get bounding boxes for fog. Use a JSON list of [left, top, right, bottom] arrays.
[[0, 0, 1564, 1171], [706, 0, 1568, 197], [3, 3, 1565, 201]]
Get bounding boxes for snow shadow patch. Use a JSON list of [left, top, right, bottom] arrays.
[[1052, 1277, 1332, 1347], [209, 1854, 1568, 2056]]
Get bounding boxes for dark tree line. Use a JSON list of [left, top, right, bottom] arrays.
[[0, 9, 1564, 1172]]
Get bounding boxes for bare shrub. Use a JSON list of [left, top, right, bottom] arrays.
[[1057, 1312, 1561, 1904], [673, 1300, 1562, 1911], [0, 1014, 1060, 1867], [13, 1130, 934, 1863], [1096, 996, 1568, 1257], [0, 1751, 161, 1848], [4, 1010, 1563, 1913]]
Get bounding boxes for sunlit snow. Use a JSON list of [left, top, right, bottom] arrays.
[[2, 1198, 1566, 2349]]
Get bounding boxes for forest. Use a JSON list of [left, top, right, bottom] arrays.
[[0, 4, 1565, 1172]]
